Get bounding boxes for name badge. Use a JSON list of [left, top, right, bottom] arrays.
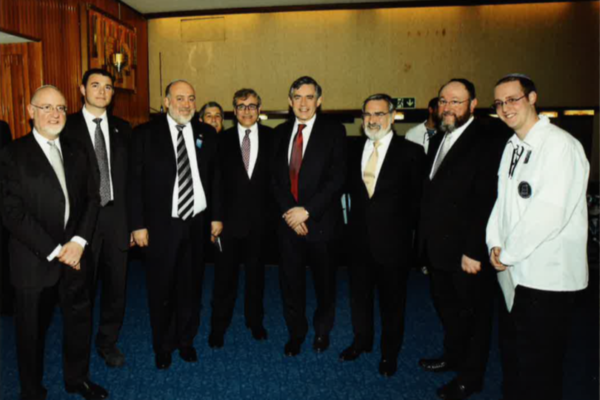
[[195, 138, 203, 149], [518, 181, 532, 199]]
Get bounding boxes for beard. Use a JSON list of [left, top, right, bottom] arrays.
[[439, 107, 471, 134], [364, 122, 391, 141], [41, 124, 64, 137], [168, 109, 194, 125]]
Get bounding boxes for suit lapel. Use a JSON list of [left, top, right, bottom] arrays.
[[355, 138, 370, 201], [371, 134, 396, 198], [230, 125, 251, 181], [27, 135, 66, 203], [433, 121, 478, 178]]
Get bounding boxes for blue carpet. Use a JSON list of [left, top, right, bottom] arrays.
[[1, 262, 598, 400]]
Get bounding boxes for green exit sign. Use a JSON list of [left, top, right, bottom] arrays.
[[394, 97, 416, 109]]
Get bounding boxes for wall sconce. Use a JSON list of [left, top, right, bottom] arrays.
[[394, 112, 405, 121], [540, 111, 558, 118], [112, 51, 128, 73], [564, 110, 595, 117], [259, 114, 268, 121]]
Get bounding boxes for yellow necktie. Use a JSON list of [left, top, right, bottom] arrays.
[[363, 140, 381, 198]]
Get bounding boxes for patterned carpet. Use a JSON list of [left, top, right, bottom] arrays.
[[1, 262, 598, 400]]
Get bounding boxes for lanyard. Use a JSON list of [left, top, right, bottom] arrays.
[[508, 145, 524, 179]]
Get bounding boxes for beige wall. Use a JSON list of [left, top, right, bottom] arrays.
[[149, 2, 599, 181]]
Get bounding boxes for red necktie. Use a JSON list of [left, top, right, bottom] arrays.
[[289, 124, 306, 201]]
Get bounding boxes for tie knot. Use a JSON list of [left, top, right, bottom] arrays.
[[93, 118, 102, 125], [245, 129, 251, 136], [176, 124, 185, 133], [373, 140, 381, 149], [297, 124, 307, 135]]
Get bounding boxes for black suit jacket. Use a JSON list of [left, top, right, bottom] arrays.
[[0, 133, 100, 289], [129, 115, 222, 236], [418, 118, 509, 271], [348, 134, 425, 266], [272, 115, 347, 242], [63, 111, 131, 250], [218, 124, 274, 239]]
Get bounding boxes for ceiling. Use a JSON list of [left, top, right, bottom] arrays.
[[121, 0, 450, 17]]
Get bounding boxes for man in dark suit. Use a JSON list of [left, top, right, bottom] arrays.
[[1, 85, 106, 400], [208, 89, 273, 348], [63, 69, 132, 368], [340, 94, 424, 377], [129, 80, 222, 370], [418, 79, 508, 400], [272, 76, 347, 357], [0, 120, 13, 316]]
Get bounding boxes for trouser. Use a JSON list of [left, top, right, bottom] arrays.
[[278, 227, 337, 340], [145, 214, 205, 353], [499, 285, 577, 400], [91, 205, 128, 350], [211, 232, 265, 334], [429, 268, 494, 387]]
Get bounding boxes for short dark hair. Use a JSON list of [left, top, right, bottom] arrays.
[[288, 76, 322, 99], [439, 78, 476, 100], [165, 79, 192, 97], [495, 74, 537, 96], [428, 97, 438, 110], [82, 68, 114, 87], [362, 93, 395, 114], [233, 88, 262, 108], [199, 102, 223, 120]]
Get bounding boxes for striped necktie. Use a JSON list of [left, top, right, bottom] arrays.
[[93, 118, 111, 206], [176, 124, 194, 220]]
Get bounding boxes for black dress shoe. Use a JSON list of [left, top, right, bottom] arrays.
[[312, 335, 330, 353], [419, 357, 455, 373], [249, 325, 268, 341], [179, 346, 198, 362], [155, 351, 172, 370], [208, 332, 224, 349], [284, 338, 303, 357], [65, 380, 108, 400], [436, 378, 481, 400], [97, 346, 125, 368], [339, 344, 372, 362], [378, 358, 397, 377]]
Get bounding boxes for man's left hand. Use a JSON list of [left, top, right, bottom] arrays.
[[461, 254, 481, 275], [284, 207, 309, 229], [58, 242, 84, 270], [211, 221, 223, 243]]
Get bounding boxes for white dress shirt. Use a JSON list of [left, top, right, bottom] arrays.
[[429, 116, 474, 179], [237, 123, 259, 178], [486, 115, 589, 311], [32, 129, 87, 260], [82, 106, 113, 200], [287, 114, 317, 164], [405, 120, 436, 154], [360, 130, 394, 193], [167, 115, 207, 218]]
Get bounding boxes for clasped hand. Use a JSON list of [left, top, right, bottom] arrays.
[[284, 207, 309, 237]]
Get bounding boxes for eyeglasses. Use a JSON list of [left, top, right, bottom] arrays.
[[362, 112, 389, 119], [492, 95, 526, 110], [31, 104, 68, 114], [235, 104, 259, 112], [438, 99, 469, 108]]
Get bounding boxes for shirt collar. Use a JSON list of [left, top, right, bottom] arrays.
[[33, 128, 62, 151], [367, 129, 394, 146], [82, 105, 107, 124], [294, 114, 317, 131], [237, 123, 258, 135], [167, 114, 191, 131], [513, 114, 549, 149]]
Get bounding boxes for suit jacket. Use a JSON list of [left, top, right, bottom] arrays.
[[418, 118, 509, 271], [218, 124, 274, 239], [272, 115, 347, 242], [63, 111, 131, 250], [348, 134, 425, 266], [0, 133, 100, 289], [129, 115, 221, 237]]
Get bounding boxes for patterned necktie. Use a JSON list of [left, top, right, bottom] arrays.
[[176, 124, 194, 220], [47, 141, 70, 226], [289, 124, 306, 202], [363, 140, 381, 198], [431, 132, 453, 179], [242, 129, 251, 173], [93, 118, 111, 206]]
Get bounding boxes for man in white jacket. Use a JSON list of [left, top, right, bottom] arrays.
[[486, 74, 589, 400]]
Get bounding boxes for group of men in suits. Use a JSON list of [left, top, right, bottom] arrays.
[[1, 71, 588, 400]]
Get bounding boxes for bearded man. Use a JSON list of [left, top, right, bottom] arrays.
[[417, 79, 510, 400], [129, 80, 222, 370], [340, 94, 425, 377]]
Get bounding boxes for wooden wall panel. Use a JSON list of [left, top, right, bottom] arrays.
[[0, 0, 149, 128]]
